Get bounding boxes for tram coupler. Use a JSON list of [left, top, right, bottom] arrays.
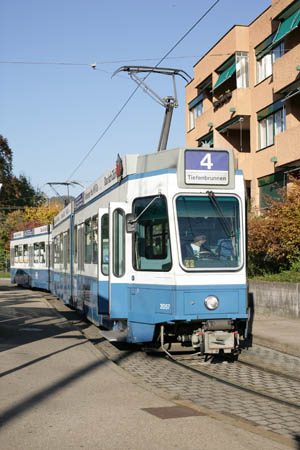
[[191, 329, 239, 355]]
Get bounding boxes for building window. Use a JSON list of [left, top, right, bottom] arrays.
[[259, 172, 285, 209], [258, 104, 286, 150], [188, 94, 203, 130], [214, 52, 249, 92], [236, 52, 249, 88], [256, 42, 284, 84]]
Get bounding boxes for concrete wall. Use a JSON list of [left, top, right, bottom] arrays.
[[248, 280, 300, 319]]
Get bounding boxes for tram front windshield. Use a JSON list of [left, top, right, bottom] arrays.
[[176, 195, 241, 269]]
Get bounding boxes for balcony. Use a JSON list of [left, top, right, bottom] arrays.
[[213, 88, 251, 130], [273, 45, 300, 93]]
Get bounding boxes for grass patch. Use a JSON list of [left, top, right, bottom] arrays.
[[250, 270, 300, 283], [0, 272, 10, 278]]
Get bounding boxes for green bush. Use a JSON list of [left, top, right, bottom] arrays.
[[248, 177, 300, 276]]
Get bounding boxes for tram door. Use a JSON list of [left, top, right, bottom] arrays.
[[76, 223, 85, 310], [63, 230, 71, 303], [108, 202, 131, 319], [98, 208, 109, 314]]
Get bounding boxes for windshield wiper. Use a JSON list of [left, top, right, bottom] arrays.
[[206, 191, 235, 238]]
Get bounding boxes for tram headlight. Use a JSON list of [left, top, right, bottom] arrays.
[[204, 295, 219, 310]]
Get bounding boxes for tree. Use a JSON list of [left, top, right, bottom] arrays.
[[0, 135, 44, 213], [14, 174, 45, 208], [0, 135, 13, 180], [24, 202, 63, 225], [248, 177, 300, 275], [0, 201, 63, 255], [0, 135, 14, 211]]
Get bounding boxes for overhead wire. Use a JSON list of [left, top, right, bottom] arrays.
[[66, 0, 221, 181], [0, 53, 231, 67]]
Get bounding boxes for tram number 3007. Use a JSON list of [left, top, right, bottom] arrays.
[[160, 303, 171, 310]]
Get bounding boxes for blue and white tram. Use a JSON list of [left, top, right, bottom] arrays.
[[10, 225, 52, 290], [11, 146, 248, 355], [54, 145, 248, 355]]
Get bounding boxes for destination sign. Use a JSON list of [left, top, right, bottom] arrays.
[[185, 150, 229, 185]]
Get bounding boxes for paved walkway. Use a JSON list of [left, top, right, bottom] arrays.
[[0, 280, 298, 450]]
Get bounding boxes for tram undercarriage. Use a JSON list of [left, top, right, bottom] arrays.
[[157, 319, 248, 356]]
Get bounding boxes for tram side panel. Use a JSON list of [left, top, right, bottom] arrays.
[[10, 226, 52, 290], [10, 234, 32, 287], [72, 183, 131, 327]]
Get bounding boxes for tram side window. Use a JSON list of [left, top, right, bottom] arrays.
[[60, 233, 64, 265], [40, 242, 46, 264], [23, 244, 29, 263], [19, 245, 24, 263], [92, 215, 98, 264], [50, 243, 54, 268], [29, 246, 34, 266], [33, 242, 46, 264], [14, 244, 23, 263], [63, 232, 69, 269], [113, 209, 125, 277], [133, 196, 172, 271], [85, 219, 92, 264], [54, 235, 63, 265], [66, 231, 70, 265], [14, 245, 20, 263], [74, 226, 78, 264], [34, 243, 40, 264], [101, 214, 109, 276]]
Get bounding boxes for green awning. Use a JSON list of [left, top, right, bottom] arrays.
[[255, 33, 275, 60], [273, 8, 300, 45], [257, 100, 284, 120], [217, 116, 241, 133], [198, 132, 213, 146], [258, 172, 285, 187], [213, 63, 236, 90], [279, 80, 300, 100], [275, 0, 300, 20], [188, 93, 203, 110], [197, 77, 212, 93]]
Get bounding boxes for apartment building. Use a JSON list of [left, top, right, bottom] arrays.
[[186, 0, 300, 209]]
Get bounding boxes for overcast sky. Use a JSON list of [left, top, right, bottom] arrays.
[[1, 0, 270, 198]]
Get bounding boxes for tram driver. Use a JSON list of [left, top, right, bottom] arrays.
[[182, 233, 216, 263], [190, 234, 215, 259]]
